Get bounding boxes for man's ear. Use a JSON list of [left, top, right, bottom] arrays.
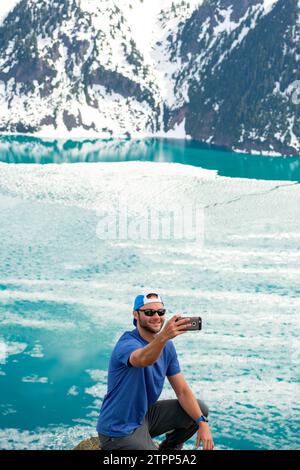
[[133, 310, 138, 322]]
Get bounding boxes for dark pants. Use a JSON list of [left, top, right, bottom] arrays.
[[98, 398, 209, 450]]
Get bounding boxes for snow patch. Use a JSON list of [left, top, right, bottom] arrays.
[[0, 0, 21, 26], [287, 115, 300, 151], [262, 0, 279, 15], [157, 117, 188, 139], [213, 6, 237, 35]]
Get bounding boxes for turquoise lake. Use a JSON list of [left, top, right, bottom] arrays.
[[0, 136, 299, 450]]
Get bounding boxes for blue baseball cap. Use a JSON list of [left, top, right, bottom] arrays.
[[132, 289, 164, 326]]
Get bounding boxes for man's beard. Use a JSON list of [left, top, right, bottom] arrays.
[[138, 317, 163, 334]]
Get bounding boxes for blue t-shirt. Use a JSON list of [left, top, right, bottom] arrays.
[[96, 328, 181, 437]]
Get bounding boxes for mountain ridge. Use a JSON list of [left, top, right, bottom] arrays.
[[0, 0, 299, 156]]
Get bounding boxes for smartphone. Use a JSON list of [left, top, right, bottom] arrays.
[[176, 316, 202, 331]]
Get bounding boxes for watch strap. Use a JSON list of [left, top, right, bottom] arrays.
[[196, 415, 209, 424]]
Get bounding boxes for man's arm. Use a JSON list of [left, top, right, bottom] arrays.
[[168, 373, 214, 450], [129, 316, 191, 368], [168, 373, 204, 418], [129, 335, 167, 368]]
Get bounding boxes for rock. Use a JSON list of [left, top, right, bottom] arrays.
[[73, 436, 160, 450], [73, 437, 101, 450]]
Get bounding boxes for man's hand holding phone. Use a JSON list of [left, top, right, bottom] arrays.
[[159, 315, 192, 341]]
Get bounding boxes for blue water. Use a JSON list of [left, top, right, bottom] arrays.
[[0, 136, 299, 450], [1, 135, 300, 181]]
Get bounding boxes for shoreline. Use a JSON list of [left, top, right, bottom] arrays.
[[0, 132, 297, 158]]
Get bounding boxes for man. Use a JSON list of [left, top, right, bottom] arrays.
[[97, 289, 214, 450]]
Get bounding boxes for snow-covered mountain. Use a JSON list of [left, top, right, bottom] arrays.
[[171, 0, 300, 155], [0, 0, 299, 155]]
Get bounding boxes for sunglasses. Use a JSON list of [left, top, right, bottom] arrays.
[[137, 308, 166, 317]]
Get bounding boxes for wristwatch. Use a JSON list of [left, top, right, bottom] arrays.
[[196, 415, 209, 424]]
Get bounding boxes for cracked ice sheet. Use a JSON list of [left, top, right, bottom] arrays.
[[0, 160, 299, 251], [0, 159, 299, 261], [0, 160, 297, 207]]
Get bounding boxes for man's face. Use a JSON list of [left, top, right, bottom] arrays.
[[135, 302, 165, 334]]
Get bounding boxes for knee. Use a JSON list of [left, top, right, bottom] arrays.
[[197, 399, 209, 418]]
